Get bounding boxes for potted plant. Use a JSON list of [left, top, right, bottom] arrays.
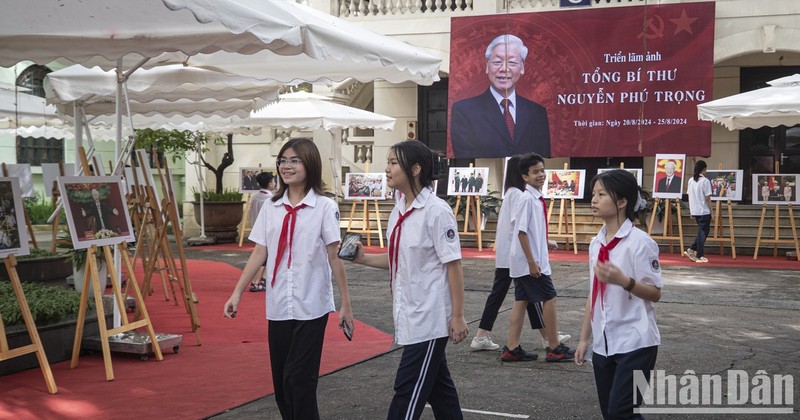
[[0, 281, 106, 376], [446, 190, 503, 231], [136, 129, 245, 242], [0, 248, 72, 284], [56, 231, 112, 296]]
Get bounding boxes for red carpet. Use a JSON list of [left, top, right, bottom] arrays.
[[0, 259, 393, 420], [202, 241, 800, 270]]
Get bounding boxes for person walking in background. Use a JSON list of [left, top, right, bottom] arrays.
[[576, 169, 662, 419], [470, 156, 568, 356], [224, 139, 354, 420], [505, 153, 574, 363], [350, 140, 468, 420], [685, 160, 712, 263], [247, 171, 277, 292]]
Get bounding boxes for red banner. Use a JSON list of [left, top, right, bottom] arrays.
[[448, 2, 714, 159]]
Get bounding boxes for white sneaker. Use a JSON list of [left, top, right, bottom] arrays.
[[470, 336, 500, 351], [542, 332, 572, 350], [684, 248, 697, 262]]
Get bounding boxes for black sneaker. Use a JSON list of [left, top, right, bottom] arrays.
[[545, 343, 576, 362], [500, 345, 538, 362]]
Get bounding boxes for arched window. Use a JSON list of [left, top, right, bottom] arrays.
[[15, 64, 63, 165], [16, 64, 51, 98]]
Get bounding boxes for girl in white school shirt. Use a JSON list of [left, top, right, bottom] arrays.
[[224, 138, 354, 420], [352, 140, 469, 420], [575, 169, 662, 420]]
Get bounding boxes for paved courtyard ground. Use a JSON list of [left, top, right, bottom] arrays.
[[189, 245, 799, 419]]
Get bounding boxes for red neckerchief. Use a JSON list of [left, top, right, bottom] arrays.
[[388, 208, 415, 289], [591, 236, 622, 320], [271, 203, 307, 286], [538, 195, 549, 240]]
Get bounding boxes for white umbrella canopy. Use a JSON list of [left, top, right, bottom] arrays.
[[697, 74, 800, 130], [249, 92, 396, 131], [1, 0, 441, 85], [45, 65, 281, 107]]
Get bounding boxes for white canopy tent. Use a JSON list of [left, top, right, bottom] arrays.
[[697, 74, 800, 130], [249, 92, 396, 196], [1, 0, 441, 84]]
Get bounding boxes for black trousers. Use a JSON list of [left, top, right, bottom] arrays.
[[478, 268, 544, 331], [388, 337, 462, 420], [690, 214, 711, 258], [592, 345, 658, 420], [268, 313, 329, 420]]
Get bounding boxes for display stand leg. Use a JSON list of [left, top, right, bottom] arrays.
[[1, 255, 58, 394], [238, 193, 252, 247]]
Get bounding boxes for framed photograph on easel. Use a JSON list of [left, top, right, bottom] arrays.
[[652, 154, 686, 199], [344, 173, 388, 200], [447, 167, 489, 196], [597, 167, 643, 187], [707, 170, 744, 201], [544, 169, 586, 199], [58, 176, 136, 249], [752, 174, 799, 204], [0, 177, 30, 257]]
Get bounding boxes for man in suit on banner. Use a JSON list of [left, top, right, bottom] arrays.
[[656, 160, 683, 193], [450, 34, 551, 159]]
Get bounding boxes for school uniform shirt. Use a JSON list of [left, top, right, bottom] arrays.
[[588, 219, 662, 356], [494, 187, 525, 269], [687, 175, 711, 216], [388, 187, 462, 346], [509, 185, 551, 278], [249, 189, 341, 321], [248, 188, 273, 226]]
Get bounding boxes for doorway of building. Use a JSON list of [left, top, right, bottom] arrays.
[[739, 67, 800, 202]]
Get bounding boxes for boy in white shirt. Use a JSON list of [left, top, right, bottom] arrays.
[[506, 153, 575, 363]]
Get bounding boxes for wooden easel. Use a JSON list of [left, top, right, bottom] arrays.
[[130, 153, 200, 345], [49, 163, 68, 253], [753, 163, 800, 261], [547, 163, 578, 255], [647, 199, 685, 255], [1, 255, 58, 394], [345, 163, 384, 248], [70, 244, 163, 381], [238, 193, 252, 247], [452, 164, 483, 251], [705, 164, 737, 259], [1, 164, 37, 250], [238, 164, 263, 247]]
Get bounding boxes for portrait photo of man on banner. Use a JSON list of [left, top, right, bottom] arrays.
[[447, 2, 715, 159]]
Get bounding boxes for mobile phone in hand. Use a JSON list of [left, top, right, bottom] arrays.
[[338, 232, 362, 261], [342, 322, 353, 341]]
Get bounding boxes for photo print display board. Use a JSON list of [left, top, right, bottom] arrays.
[[3, 164, 33, 198], [752, 174, 799, 204], [0, 177, 30, 257], [58, 176, 136, 249], [597, 167, 643, 187], [706, 170, 744, 201], [344, 173, 388, 200], [447, 167, 489, 196], [42, 163, 76, 197], [239, 167, 276, 193], [652, 154, 686, 199], [544, 169, 586, 199]]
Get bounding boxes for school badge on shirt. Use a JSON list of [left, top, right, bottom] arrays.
[[335, 211, 340, 221], [443, 225, 457, 243], [650, 258, 661, 273]]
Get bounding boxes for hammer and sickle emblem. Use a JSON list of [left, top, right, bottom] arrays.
[[637, 14, 664, 39]]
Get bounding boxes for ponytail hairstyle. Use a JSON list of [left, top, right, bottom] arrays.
[[590, 169, 649, 223], [504, 156, 526, 192], [272, 138, 323, 202], [390, 140, 435, 199], [693, 160, 707, 182]]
